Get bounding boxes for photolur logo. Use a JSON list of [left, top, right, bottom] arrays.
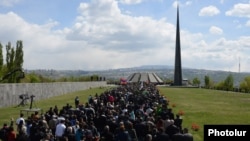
[[208, 129, 247, 136], [204, 125, 250, 141]]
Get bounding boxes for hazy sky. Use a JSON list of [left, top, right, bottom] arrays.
[[0, 0, 249, 72]]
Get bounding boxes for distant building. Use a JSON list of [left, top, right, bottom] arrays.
[[126, 72, 164, 84], [182, 78, 189, 86]]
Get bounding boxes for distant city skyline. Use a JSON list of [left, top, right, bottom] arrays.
[[0, 0, 249, 72]]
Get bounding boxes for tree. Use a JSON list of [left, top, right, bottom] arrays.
[[204, 75, 210, 88], [240, 76, 250, 93], [14, 40, 24, 83], [5, 42, 15, 82], [27, 73, 40, 83], [2, 41, 24, 83], [215, 81, 224, 90], [192, 77, 200, 87], [224, 74, 234, 91]]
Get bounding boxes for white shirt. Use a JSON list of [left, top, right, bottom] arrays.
[[146, 108, 153, 115], [55, 123, 66, 137], [16, 117, 25, 125]]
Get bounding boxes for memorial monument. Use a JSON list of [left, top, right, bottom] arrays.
[[173, 4, 183, 86]]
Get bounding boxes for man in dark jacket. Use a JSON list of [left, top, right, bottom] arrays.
[[153, 127, 170, 141], [115, 126, 131, 141], [183, 128, 193, 141]]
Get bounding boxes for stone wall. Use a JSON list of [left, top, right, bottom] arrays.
[[0, 81, 107, 108]]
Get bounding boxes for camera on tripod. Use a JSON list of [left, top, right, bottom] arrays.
[[19, 94, 29, 100], [30, 95, 35, 98], [17, 94, 29, 107]]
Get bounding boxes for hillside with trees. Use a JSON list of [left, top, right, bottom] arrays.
[[1, 41, 250, 93]]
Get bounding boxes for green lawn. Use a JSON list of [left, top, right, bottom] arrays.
[[0, 86, 113, 127], [1, 86, 250, 141], [158, 87, 250, 141]]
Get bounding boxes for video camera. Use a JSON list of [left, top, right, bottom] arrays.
[[19, 94, 29, 100]]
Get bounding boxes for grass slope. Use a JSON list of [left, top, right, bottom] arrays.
[[159, 87, 250, 141]]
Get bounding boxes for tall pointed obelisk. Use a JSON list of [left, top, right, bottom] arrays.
[[173, 4, 183, 86]]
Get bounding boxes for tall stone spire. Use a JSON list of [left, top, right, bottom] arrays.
[[173, 4, 183, 86]]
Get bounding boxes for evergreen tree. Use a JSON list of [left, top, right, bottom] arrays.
[[3, 41, 24, 83], [224, 74, 234, 91], [204, 75, 210, 88], [5, 42, 15, 82], [14, 40, 24, 82]]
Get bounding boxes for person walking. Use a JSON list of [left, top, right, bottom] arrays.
[[55, 119, 66, 141], [183, 128, 193, 141], [75, 96, 80, 108], [6, 126, 16, 141]]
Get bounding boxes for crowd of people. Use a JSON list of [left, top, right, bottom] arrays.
[[0, 82, 193, 141]]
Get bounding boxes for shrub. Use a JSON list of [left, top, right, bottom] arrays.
[[191, 123, 200, 131], [178, 110, 184, 116], [172, 103, 176, 108]]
